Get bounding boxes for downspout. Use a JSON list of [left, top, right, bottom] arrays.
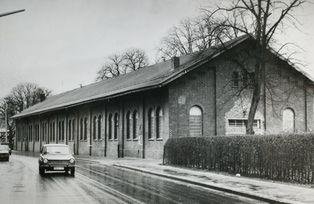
[[89, 108, 92, 156], [142, 96, 146, 159], [76, 111, 79, 155], [104, 105, 107, 157], [121, 101, 125, 158], [304, 82, 308, 132], [65, 112, 68, 145], [213, 66, 218, 136]]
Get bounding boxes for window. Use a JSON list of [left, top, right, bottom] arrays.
[[29, 125, 32, 142], [36, 124, 39, 141], [242, 71, 248, 87], [189, 106, 203, 137], [45, 122, 48, 142], [93, 116, 97, 140], [228, 119, 261, 128], [84, 117, 88, 140], [72, 119, 75, 141], [58, 121, 64, 142], [97, 115, 102, 140], [62, 121, 65, 141], [148, 108, 154, 139], [80, 118, 83, 140], [132, 110, 138, 139], [282, 108, 295, 132], [68, 119, 72, 141], [232, 71, 239, 88], [108, 114, 113, 140], [156, 107, 163, 139], [52, 122, 55, 142], [126, 111, 131, 140], [114, 113, 119, 140]]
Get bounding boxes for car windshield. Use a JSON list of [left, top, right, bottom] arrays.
[[45, 146, 70, 154], [0, 145, 9, 151]]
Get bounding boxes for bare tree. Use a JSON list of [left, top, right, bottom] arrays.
[[96, 48, 148, 81], [206, 0, 305, 134], [0, 82, 51, 147], [157, 16, 237, 60]]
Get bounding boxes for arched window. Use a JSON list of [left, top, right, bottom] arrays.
[[132, 110, 138, 139], [80, 118, 83, 140], [232, 71, 239, 88], [189, 106, 203, 137], [148, 108, 154, 139], [108, 114, 113, 140], [97, 115, 102, 140], [156, 107, 163, 139], [93, 116, 97, 140], [283, 108, 295, 132], [126, 111, 131, 140], [114, 113, 119, 140]]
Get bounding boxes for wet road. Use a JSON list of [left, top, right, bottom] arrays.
[[0, 154, 265, 204]]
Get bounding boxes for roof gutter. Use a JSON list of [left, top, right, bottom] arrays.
[[12, 84, 161, 120]]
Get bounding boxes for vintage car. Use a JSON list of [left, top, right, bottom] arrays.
[[0, 145, 10, 161], [38, 144, 75, 176]]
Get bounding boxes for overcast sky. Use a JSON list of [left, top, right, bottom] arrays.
[[0, 0, 313, 98]]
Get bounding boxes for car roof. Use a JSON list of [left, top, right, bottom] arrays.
[[43, 144, 69, 147]]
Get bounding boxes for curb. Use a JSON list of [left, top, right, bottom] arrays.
[[113, 164, 291, 204]]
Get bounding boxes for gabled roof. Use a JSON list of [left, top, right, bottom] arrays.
[[12, 35, 313, 119]]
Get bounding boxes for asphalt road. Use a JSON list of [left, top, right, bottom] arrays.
[[0, 154, 266, 204]]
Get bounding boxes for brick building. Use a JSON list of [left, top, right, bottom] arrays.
[[13, 36, 314, 159]]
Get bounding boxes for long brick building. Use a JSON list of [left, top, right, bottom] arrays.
[[13, 36, 314, 159]]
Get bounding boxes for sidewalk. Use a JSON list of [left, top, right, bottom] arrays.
[[77, 155, 314, 204]]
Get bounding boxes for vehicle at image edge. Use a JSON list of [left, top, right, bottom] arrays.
[[0, 145, 10, 161], [1, 142, 11, 155], [38, 144, 75, 176]]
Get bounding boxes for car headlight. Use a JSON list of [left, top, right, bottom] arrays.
[[69, 158, 75, 164], [43, 158, 48, 163]]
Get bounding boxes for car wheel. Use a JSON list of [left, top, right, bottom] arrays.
[[39, 167, 45, 176], [70, 168, 75, 177], [6, 157, 9, 162]]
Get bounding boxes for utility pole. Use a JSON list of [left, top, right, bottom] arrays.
[[0, 9, 25, 18], [0, 9, 25, 144]]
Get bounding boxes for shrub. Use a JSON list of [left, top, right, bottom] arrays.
[[164, 134, 314, 184]]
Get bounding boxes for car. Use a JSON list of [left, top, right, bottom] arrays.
[[38, 144, 75, 176], [1, 143, 11, 155], [0, 145, 10, 161]]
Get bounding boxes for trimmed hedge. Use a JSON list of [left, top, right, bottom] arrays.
[[164, 134, 314, 184]]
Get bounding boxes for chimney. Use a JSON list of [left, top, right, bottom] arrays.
[[171, 56, 180, 70]]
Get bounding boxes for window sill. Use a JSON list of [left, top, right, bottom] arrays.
[[148, 138, 155, 141], [156, 138, 163, 141], [126, 139, 132, 141], [133, 138, 138, 141]]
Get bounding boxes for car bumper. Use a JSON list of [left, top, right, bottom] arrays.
[[39, 161, 75, 170]]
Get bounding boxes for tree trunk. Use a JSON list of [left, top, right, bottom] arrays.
[[246, 72, 261, 134]]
